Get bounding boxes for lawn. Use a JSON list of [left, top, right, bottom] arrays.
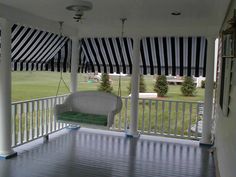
[[12, 71, 205, 102]]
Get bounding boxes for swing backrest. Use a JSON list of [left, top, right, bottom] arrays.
[[64, 91, 122, 116]]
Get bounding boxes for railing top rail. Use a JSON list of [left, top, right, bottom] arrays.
[[121, 96, 204, 104], [12, 94, 203, 105], [12, 94, 69, 105]]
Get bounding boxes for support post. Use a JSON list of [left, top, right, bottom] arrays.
[[70, 38, 79, 93], [0, 19, 17, 159], [200, 37, 215, 145], [126, 37, 140, 138]]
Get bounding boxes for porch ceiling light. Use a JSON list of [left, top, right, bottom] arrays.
[[66, 1, 93, 22], [171, 11, 181, 16]]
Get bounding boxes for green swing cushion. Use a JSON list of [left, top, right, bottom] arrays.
[[58, 111, 108, 126]]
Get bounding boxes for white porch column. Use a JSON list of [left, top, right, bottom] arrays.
[[200, 37, 215, 145], [0, 19, 16, 158], [127, 37, 140, 137], [70, 38, 79, 93]]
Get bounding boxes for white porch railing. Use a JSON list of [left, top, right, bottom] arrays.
[[11, 95, 203, 147], [112, 97, 204, 140], [11, 95, 68, 147]]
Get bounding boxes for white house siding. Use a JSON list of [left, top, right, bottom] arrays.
[[215, 1, 236, 177]]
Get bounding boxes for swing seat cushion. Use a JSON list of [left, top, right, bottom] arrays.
[[58, 111, 108, 126]]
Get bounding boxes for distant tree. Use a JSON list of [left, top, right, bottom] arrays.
[[127, 75, 146, 94], [201, 80, 205, 88], [98, 73, 113, 93], [181, 76, 196, 96], [154, 75, 168, 97]]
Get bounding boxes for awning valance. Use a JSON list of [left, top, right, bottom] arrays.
[[79, 37, 207, 77], [0, 24, 71, 72]]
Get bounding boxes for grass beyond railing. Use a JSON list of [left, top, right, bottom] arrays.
[[112, 97, 203, 140], [11, 95, 203, 147], [11, 95, 68, 147]]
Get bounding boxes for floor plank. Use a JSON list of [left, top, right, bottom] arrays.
[[0, 129, 215, 177]]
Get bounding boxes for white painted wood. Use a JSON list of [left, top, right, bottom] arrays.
[[181, 103, 186, 137], [11, 105, 16, 147], [70, 38, 79, 93], [35, 100, 39, 138], [18, 103, 23, 144], [128, 37, 141, 137], [0, 0, 231, 37], [29, 102, 34, 140], [168, 102, 172, 135], [0, 18, 15, 156], [40, 100, 43, 136], [161, 101, 165, 135], [118, 111, 122, 130], [24, 103, 28, 142], [0, 4, 77, 36], [188, 103, 193, 138], [174, 102, 179, 136], [201, 37, 215, 145], [141, 100, 145, 133], [195, 104, 200, 139], [154, 101, 158, 134], [148, 100, 152, 133]]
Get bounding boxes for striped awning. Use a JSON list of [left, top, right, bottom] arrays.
[[79, 37, 207, 77], [0, 24, 71, 72], [140, 37, 207, 77], [79, 38, 133, 74]]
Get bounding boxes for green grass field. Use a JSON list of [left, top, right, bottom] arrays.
[[12, 71, 205, 102]]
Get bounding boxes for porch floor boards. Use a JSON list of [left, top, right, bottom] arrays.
[[1, 128, 215, 177]]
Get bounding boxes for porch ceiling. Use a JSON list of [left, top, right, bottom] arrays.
[[0, 0, 231, 37]]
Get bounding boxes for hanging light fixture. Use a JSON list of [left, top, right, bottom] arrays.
[[66, 1, 93, 22]]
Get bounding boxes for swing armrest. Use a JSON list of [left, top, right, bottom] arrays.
[[54, 104, 71, 118]]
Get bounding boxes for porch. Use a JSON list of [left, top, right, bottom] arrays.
[[2, 128, 215, 177]]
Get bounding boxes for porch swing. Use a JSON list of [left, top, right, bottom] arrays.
[[54, 19, 127, 128]]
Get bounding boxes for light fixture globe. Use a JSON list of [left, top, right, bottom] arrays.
[[66, 1, 93, 12]]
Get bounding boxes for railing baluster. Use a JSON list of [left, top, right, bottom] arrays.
[[53, 98, 57, 131], [181, 102, 186, 137], [30, 101, 34, 140], [148, 100, 152, 133], [40, 100, 44, 136], [195, 103, 200, 139], [11, 104, 16, 147], [47, 99, 51, 133], [174, 102, 178, 136], [44, 99, 48, 135], [154, 101, 158, 134], [35, 100, 39, 138], [118, 110, 122, 130], [161, 101, 165, 135], [141, 99, 145, 133], [188, 103, 193, 138], [124, 98, 128, 131], [168, 102, 172, 135], [18, 103, 23, 144], [24, 102, 28, 142]]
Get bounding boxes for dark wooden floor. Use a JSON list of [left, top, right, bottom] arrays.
[[0, 128, 215, 177]]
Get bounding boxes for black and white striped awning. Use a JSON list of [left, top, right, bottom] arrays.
[[140, 37, 207, 77], [79, 38, 133, 74], [0, 24, 71, 72], [79, 37, 207, 77]]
